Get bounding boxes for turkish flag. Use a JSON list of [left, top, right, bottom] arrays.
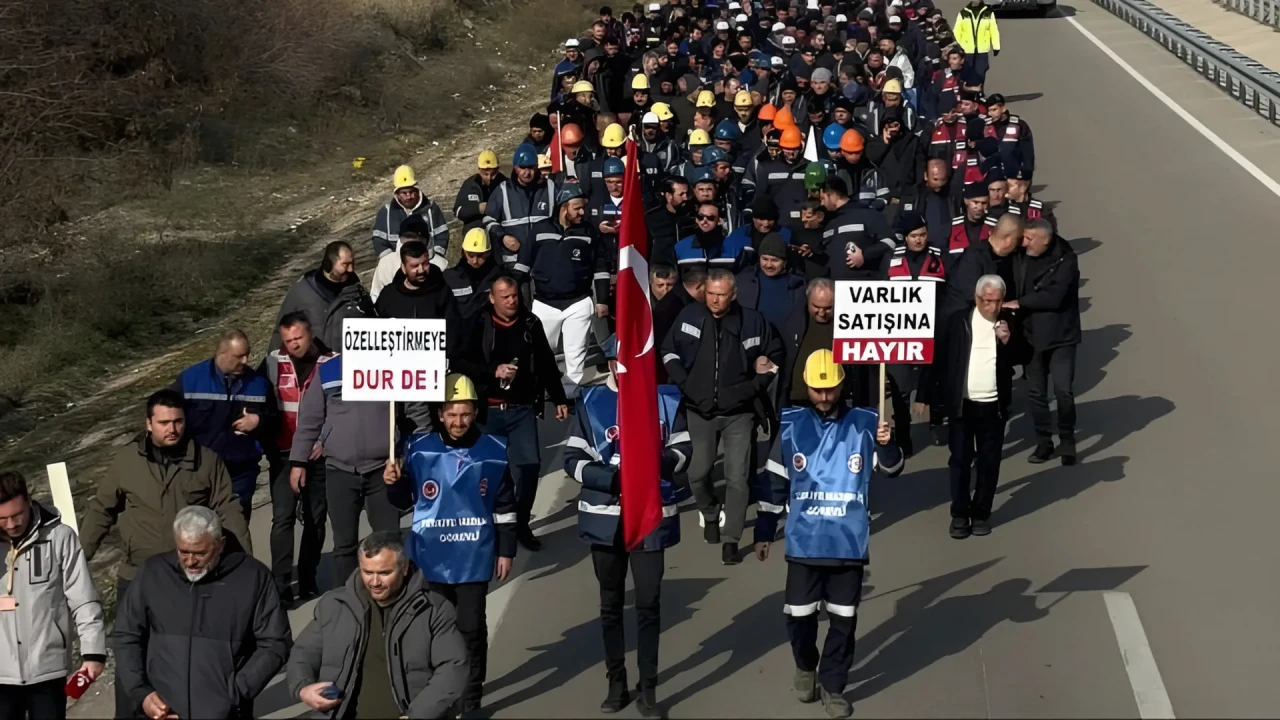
[[548, 131, 564, 174], [616, 139, 663, 551]]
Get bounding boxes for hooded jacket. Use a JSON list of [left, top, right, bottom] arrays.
[[286, 565, 468, 720], [374, 267, 458, 321], [112, 542, 291, 719], [271, 270, 374, 353], [81, 435, 253, 580], [0, 501, 106, 686]]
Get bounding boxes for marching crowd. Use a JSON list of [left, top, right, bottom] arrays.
[[0, 0, 1085, 718]]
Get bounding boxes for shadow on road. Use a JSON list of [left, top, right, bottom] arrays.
[[1069, 236, 1101, 255], [848, 575, 1046, 703], [1002, 92, 1044, 103], [482, 577, 724, 712]]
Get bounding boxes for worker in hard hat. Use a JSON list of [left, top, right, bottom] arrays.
[[563, 334, 691, 717], [747, 125, 810, 228], [691, 89, 717, 135], [528, 182, 610, 399], [443, 228, 503, 320], [454, 150, 508, 233], [620, 73, 653, 127], [588, 156, 628, 241], [385, 372, 518, 717], [555, 122, 596, 181], [865, 77, 918, 136], [482, 143, 559, 285], [579, 121, 628, 200], [700, 147, 744, 234], [833, 128, 889, 210], [731, 90, 764, 159], [673, 128, 711, 182], [649, 100, 679, 142], [712, 118, 751, 194], [753, 349, 902, 720], [553, 38, 584, 101], [371, 164, 451, 269]]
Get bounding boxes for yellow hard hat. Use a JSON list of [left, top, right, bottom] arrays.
[[537, 153, 552, 170], [734, 90, 753, 108], [571, 80, 595, 94], [601, 123, 627, 148], [882, 78, 903, 95], [695, 90, 716, 108], [393, 165, 416, 190], [651, 102, 674, 122], [803, 349, 845, 389], [688, 129, 712, 146], [444, 373, 478, 403], [462, 228, 491, 253], [478, 150, 499, 169], [632, 74, 650, 91]]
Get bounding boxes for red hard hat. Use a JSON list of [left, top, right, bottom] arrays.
[[561, 123, 584, 145]]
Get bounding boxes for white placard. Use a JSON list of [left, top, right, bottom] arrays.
[[341, 318, 448, 401], [832, 280, 937, 364]]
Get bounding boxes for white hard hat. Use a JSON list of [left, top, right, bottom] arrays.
[[648, 2, 660, 10], [772, 21, 787, 31], [565, 38, 580, 48], [735, 12, 749, 22], [807, 0, 819, 9], [729, 0, 741, 7], [770, 55, 785, 66], [642, 111, 661, 124], [836, 13, 847, 21], [716, 19, 730, 29], [781, 34, 796, 45]]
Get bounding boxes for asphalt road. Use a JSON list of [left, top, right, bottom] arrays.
[[71, 2, 1280, 717]]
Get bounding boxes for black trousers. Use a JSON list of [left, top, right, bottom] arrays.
[[948, 399, 1005, 520], [591, 544, 665, 688], [114, 576, 138, 719], [268, 458, 328, 595], [785, 562, 865, 695], [1025, 345, 1077, 442], [429, 581, 490, 709], [0, 678, 67, 720], [327, 467, 398, 584], [886, 364, 944, 442]]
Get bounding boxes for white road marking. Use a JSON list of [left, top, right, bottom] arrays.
[[1103, 591, 1176, 719], [1065, 15, 1280, 200]]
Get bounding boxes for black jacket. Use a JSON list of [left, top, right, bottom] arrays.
[[1015, 237, 1081, 351], [939, 240, 1012, 327], [450, 306, 569, 409], [442, 259, 503, 320], [646, 204, 694, 268], [661, 301, 784, 418], [112, 542, 291, 719], [375, 268, 457, 321], [652, 290, 688, 383], [819, 201, 897, 281], [454, 172, 508, 231], [920, 307, 1022, 420], [865, 132, 926, 202], [735, 267, 806, 328]]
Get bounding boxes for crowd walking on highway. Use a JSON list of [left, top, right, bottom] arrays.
[[0, 0, 1085, 717]]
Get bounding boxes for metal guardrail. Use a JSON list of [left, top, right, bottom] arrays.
[[1213, 0, 1279, 28], [1091, 0, 1280, 126]]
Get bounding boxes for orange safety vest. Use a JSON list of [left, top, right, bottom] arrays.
[[268, 350, 330, 451]]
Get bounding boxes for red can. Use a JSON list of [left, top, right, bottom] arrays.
[[65, 669, 94, 699]]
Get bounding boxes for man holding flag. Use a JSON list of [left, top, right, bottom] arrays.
[[562, 139, 684, 716]]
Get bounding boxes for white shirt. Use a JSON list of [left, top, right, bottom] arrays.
[[965, 308, 998, 402]]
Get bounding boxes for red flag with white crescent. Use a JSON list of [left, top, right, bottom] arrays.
[[615, 139, 662, 550]]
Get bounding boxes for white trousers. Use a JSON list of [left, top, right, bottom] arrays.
[[532, 296, 594, 398]]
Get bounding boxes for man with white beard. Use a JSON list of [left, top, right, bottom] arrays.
[[112, 507, 292, 720]]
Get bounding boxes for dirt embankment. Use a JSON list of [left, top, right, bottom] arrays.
[[0, 0, 594, 611]]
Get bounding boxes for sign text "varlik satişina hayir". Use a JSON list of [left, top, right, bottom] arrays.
[[341, 318, 449, 402], [832, 280, 937, 364]]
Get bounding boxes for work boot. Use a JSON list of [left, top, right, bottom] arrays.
[[600, 677, 630, 713], [635, 683, 659, 718], [794, 669, 818, 703], [721, 543, 741, 566], [1058, 435, 1077, 466], [820, 687, 853, 718], [950, 517, 971, 539], [517, 526, 543, 552], [1028, 441, 1055, 464], [701, 512, 721, 544], [970, 518, 991, 536]]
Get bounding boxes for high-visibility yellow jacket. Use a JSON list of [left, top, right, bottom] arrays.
[[954, 4, 1001, 54]]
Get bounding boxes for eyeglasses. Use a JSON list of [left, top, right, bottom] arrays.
[[697, 214, 720, 221]]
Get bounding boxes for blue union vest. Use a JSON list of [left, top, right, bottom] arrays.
[[404, 433, 510, 584], [779, 406, 878, 562]]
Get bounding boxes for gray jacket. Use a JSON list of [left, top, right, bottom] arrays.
[[286, 566, 467, 719], [0, 501, 106, 685], [269, 271, 372, 354], [289, 353, 392, 475]]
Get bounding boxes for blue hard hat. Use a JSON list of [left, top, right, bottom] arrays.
[[603, 157, 625, 178], [692, 167, 716, 184], [700, 146, 728, 167], [822, 123, 846, 151], [512, 143, 539, 168], [556, 182, 585, 205], [713, 119, 742, 142]]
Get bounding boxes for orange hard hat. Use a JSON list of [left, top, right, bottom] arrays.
[[779, 127, 804, 150], [561, 123, 584, 145], [773, 106, 797, 131], [839, 128, 865, 153], [757, 103, 778, 122]]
